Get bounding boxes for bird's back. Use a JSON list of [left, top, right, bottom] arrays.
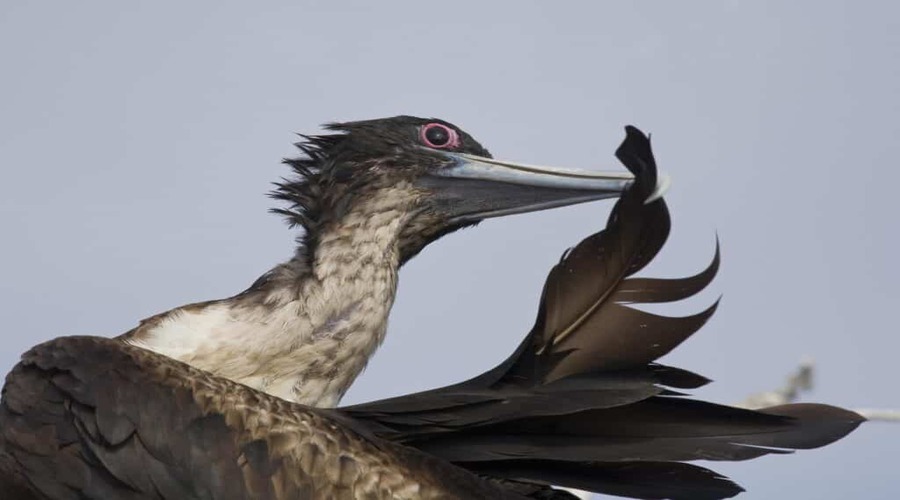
[[0, 336, 527, 500]]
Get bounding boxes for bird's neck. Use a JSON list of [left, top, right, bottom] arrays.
[[122, 198, 411, 407]]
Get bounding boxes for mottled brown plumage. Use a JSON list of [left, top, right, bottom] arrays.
[[1, 335, 538, 499]]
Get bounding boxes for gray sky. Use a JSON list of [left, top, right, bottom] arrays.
[[1, 2, 897, 498]]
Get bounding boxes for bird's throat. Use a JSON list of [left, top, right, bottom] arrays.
[[122, 200, 411, 407]]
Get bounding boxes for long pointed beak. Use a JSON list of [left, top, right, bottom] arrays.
[[419, 152, 669, 223]]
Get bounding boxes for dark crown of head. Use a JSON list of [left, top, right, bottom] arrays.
[[270, 116, 490, 253]]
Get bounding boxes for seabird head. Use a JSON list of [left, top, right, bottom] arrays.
[[272, 115, 651, 260]]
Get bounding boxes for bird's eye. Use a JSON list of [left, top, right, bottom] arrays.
[[420, 123, 460, 149]]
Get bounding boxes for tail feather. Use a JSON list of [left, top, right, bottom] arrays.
[[468, 461, 744, 500], [406, 398, 863, 463], [613, 241, 719, 305]]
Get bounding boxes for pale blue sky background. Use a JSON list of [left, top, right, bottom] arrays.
[[1, 2, 897, 498]]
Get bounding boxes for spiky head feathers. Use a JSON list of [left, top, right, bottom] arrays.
[[270, 116, 491, 259]]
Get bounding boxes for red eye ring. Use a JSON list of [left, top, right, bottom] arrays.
[[420, 123, 460, 149]]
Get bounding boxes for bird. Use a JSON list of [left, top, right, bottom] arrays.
[[0, 121, 863, 499], [110, 116, 647, 408]]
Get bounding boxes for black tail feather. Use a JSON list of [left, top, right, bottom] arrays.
[[467, 461, 745, 500], [405, 398, 863, 463]]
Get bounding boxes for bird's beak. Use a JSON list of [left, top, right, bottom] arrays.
[[418, 152, 670, 223]]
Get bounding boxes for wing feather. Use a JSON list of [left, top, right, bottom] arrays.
[[1, 337, 524, 499]]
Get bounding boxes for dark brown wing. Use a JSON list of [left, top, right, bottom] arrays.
[[0, 336, 526, 500], [343, 127, 864, 499]]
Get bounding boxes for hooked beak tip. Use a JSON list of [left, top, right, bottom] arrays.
[[644, 173, 671, 204]]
